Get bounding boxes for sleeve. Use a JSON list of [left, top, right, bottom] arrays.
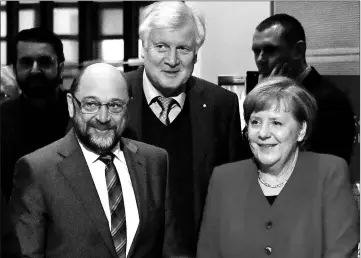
[[196, 167, 222, 258], [228, 94, 251, 162], [323, 158, 359, 258], [6, 157, 47, 258]]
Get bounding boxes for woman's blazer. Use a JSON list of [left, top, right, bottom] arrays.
[[197, 152, 359, 258]]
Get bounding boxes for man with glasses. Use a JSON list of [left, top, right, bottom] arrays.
[[5, 63, 170, 257], [0, 27, 70, 203]]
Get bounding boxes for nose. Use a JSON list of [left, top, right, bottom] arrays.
[[256, 51, 265, 63], [165, 48, 179, 67], [30, 61, 41, 73], [258, 122, 271, 139], [96, 105, 111, 123]]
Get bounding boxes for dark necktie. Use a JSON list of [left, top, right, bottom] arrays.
[[157, 96, 176, 125], [99, 153, 127, 258]]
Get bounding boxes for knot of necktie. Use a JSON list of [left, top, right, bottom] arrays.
[[98, 153, 115, 167], [156, 96, 176, 125]]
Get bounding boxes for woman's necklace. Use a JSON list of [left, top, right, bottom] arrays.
[[258, 149, 299, 188]]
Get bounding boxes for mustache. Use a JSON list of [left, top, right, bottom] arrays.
[[26, 74, 48, 81], [88, 121, 116, 131]]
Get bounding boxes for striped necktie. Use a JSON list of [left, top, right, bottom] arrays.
[[99, 153, 127, 258], [157, 96, 176, 125]]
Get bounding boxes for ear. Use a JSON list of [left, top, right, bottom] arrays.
[[193, 53, 198, 64], [140, 42, 146, 59], [294, 40, 306, 60], [297, 121, 307, 142], [66, 93, 75, 118], [58, 62, 65, 84], [58, 62, 64, 74]]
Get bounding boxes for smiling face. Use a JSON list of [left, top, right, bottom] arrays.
[[247, 102, 306, 172], [142, 20, 197, 97], [67, 64, 129, 154]]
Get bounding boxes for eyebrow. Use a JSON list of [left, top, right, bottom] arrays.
[[82, 96, 125, 103]]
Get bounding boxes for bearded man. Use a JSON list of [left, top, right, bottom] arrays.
[[0, 28, 70, 202], [4, 63, 170, 258]]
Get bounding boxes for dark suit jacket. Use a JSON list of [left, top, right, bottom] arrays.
[[0, 91, 70, 202], [303, 67, 355, 164], [124, 67, 246, 256], [197, 152, 359, 258], [5, 130, 169, 258]]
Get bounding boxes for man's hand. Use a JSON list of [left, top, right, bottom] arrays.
[[258, 62, 292, 82]]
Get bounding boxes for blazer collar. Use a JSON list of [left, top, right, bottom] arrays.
[[126, 67, 145, 140], [56, 130, 118, 257], [57, 130, 146, 258], [121, 138, 147, 258], [302, 66, 322, 92], [186, 76, 212, 164]]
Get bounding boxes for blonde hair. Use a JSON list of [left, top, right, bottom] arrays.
[[243, 76, 317, 148]]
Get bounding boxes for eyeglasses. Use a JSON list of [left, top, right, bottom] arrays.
[[72, 95, 127, 114]]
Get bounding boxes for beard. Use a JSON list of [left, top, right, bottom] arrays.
[[17, 73, 61, 99], [72, 113, 126, 154]]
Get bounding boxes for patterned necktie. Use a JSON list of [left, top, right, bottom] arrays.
[[98, 153, 127, 258], [157, 96, 176, 125]]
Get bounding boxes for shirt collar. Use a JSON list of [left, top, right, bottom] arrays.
[[142, 70, 186, 108], [297, 65, 312, 83], [77, 136, 126, 165]]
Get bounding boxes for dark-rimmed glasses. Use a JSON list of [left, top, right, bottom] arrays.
[[72, 95, 126, 114]]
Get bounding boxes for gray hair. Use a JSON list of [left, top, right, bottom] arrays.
[[139, 1, 206, 52]]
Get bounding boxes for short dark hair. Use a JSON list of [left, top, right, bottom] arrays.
[[13, 27, 65, 65], [243, 76, 317, 149], [256, 13, 306, 47]]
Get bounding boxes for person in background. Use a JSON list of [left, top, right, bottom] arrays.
[[5, 63, 170, 257], [197, 76, 359, 258], [0, 27, 70, 202], [124, 2, 247, 256], [251, 13, 355, 165]]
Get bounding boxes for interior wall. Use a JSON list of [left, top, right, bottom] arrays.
[[186, 1, 271, 84]]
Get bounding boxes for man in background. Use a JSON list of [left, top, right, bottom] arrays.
[[5, 63, 169, 257], [251, 13, 355, 164], [0, 27, 69, 202], [124, 2, 247, 257]]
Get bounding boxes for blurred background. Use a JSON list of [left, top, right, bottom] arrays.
[[0, 1, 359, 181]]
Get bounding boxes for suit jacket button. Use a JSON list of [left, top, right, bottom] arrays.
[[265, 221, 273, 229], [265, 246, 272, 255]]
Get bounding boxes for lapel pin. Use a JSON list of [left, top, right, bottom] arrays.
[[203, 104, 207, 108]]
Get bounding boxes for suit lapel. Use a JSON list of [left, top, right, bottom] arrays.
[[187, 77, 213, 225], [188, 77, 212, 166], [302, 67, 322, 92], [121, 138, 146, 258], [126, 68, 145, 141], [57, 130, 117, 257]]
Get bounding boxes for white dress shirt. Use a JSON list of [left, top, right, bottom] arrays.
[[78, 139, 139, 257], [143, 70, 186, 123]]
